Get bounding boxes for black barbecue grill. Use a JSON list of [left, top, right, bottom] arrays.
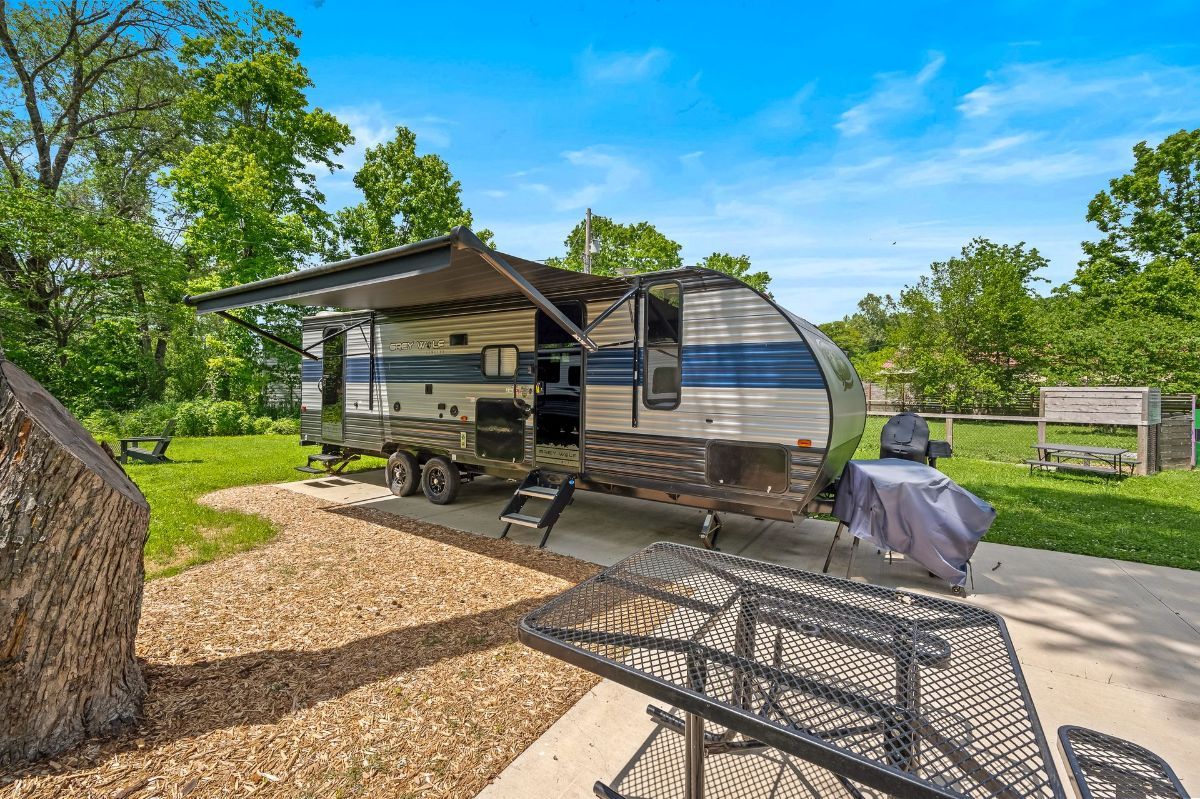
[[880, 412, 952, 468]]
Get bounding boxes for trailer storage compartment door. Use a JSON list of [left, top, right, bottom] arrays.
[[476, 399, 526, 463]]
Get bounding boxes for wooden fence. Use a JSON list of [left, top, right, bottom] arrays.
[[863, 386, 1196, 472]]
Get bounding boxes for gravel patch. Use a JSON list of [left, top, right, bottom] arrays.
[[2, 485, 600, 798]]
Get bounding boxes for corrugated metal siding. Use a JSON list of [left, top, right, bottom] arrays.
[[582, 283, 831, 501], [301, 307, 537, 458], [585, 430, 822, 502]]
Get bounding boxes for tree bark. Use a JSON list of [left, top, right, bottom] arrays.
[[0, 358, 149, 765]]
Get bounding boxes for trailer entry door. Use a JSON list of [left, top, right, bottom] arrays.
[[320, 326, 346, 443], [534, 303, 584, 470]]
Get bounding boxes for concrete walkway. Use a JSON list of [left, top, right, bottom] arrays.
[[280, 471, 1200, 796]]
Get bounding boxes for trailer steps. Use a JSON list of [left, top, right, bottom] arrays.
[[296, 450, 359, 476], [499, 470, 577, 549]]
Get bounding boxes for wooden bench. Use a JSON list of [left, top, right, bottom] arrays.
[[1058, 725, 1190, 799], [118, 420, 175, 465], [1024, 459, 1119, 478]]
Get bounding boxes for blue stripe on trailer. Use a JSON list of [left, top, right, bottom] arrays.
[[303, 352, 536, 384], [303, 341, 824, 390], [588, 342, 825, 390]]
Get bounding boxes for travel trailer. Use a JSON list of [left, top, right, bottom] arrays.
[[185, 227, 866, 547]]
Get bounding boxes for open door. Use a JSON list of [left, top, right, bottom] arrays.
[[319, 326, 345, 443], [534, 303, 584, 470]]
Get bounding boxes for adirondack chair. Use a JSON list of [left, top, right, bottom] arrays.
[[118, 419, 176, 464]]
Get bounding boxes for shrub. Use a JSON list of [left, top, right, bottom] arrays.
[[251, 416, 274, 434], [119, 402, 176, 437], [80, 409, 121, 439], [269, 417, 300, 435], [173, 400, 214, 436], [208, 400, 250, 435]]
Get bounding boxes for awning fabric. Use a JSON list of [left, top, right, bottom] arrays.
[[183, 228, 627, 315]]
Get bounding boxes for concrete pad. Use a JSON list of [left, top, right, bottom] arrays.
[[276, 471, 1200, 795]]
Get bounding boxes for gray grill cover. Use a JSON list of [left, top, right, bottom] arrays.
[[833, 458, 996, 587]]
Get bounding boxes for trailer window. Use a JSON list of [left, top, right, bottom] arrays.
[[642, 282, 681, 409], [481, 345, 519, 379]]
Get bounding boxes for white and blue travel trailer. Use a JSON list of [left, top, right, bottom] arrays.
[[185, 227, 866, 547]]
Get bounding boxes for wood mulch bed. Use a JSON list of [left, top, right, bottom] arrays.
[[1, 486, 600, 798]]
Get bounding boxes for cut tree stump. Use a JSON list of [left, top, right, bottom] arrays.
[[0, 358, 150, 765]]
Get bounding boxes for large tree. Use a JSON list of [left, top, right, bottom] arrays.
[[1073, 128, 1200, 320], [328, 125, 490, 258], [161, 2, 351, 405], [0, 1, 202, 403], [893, 238, 1048, 403], [164, 1, 351, 286], [698, 251, 771, 294], [549, 215, 682, 276]]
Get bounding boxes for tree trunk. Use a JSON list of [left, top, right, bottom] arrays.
[[0, 358, 150, 765]]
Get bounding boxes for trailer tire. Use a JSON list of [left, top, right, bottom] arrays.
[[421, 456, 460, 505], [386, 451, 420, 497]]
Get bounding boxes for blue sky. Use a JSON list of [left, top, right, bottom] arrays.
[[273, 0, 1200, 322]]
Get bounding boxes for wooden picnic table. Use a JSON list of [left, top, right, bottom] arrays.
[[1026, 442, 1132, 478]]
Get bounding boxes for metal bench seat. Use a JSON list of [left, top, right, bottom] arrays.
[[1025, 459, 1118, 477], [1058, 726, 1190, 799]]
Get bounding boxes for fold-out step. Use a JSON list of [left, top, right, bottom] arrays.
[[500, 513, 543, 528], [498, 471, 577, 549], [517, 485, 559, 499]]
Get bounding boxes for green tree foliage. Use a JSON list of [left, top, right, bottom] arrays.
[[892, 239, 1048, 403], [549, 215, 682, 276], [329, 125, 490, 258], [698, 252, 771, 293], [1045, 129, 1200, 393], [165, 1, 351, 285], [1073, 129, 1200, 319], [0, 1, 202, 403]]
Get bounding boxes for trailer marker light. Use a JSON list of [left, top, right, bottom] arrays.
[[301, 404, 307, 412], [461, 415, 468, 422], [797, 439, 812, 447]]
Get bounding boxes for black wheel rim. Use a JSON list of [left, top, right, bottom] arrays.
[[390, 461, 407, 486], [428, 467, 446, 495]]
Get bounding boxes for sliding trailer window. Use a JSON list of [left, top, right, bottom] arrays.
[[642, 281, 682, 410], [481, 345, 520, 379]]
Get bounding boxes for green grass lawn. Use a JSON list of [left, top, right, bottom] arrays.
[[856, 415, 1138, 463], [937, 459, 1200, 570], [116, 435, 384, 579], [118, 433, 1198, 580]]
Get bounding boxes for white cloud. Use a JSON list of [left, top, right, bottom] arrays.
[[756, 82, 817, 131], [958, 59, 1200, 120], [582, 46, 670, 83], [837, 52, 945, 136], [518, 147, 642, 211], [679, 150, 704, 165]]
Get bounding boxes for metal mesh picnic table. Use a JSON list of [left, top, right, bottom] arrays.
[[519, 542, 1064, 799]]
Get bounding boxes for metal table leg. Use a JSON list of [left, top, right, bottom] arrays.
[[685, 711, 706, 799]]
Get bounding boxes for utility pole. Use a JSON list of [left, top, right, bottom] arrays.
[[583, 207, 593, 274]]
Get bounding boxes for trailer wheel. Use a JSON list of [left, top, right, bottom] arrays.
[[386, 451, 420, 497], [421, 456, 460, 505]]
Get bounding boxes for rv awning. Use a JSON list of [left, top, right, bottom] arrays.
[[183, 227, 628, 352]]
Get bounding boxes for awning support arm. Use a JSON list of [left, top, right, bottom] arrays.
[[584, 283, 639, 336], [215, 310, 319, 361], [302, 315, 372, 356], [454, 227, 600, 353]]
